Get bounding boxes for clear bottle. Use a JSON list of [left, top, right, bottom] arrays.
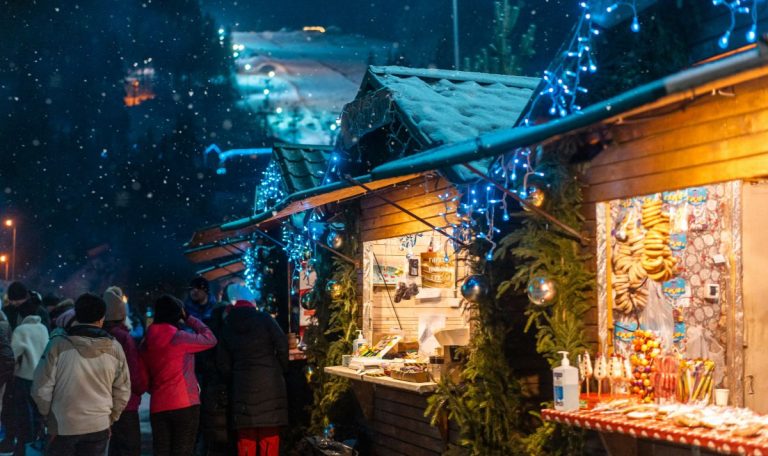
[[553, 351, 580, 412], [352, 330, 367, 356]]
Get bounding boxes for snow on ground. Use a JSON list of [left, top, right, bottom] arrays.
[[232, 30, 393, 145]]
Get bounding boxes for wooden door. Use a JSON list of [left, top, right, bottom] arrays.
[[743, 181, 768, 412]]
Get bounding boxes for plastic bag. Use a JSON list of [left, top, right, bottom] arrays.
[[640, 280, 674, 350]]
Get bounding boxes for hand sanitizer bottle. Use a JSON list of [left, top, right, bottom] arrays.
[[352, 330, 367, 356], [553, 351, 579, 412]]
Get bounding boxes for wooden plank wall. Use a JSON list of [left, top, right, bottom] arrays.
[[365, 233, 470, 345], [373, 386, 452, 456], [580, 72, 768, 345], [360, 175, 459, 242]]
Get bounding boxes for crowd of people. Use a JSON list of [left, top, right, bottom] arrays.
[[0, 277, 289, 456]]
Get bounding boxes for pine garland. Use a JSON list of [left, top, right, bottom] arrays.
[[427, 140, 593, 455], [305, 211, 360, 433]]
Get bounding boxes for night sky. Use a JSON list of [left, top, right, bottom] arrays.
[[0, 0, 578, 307]]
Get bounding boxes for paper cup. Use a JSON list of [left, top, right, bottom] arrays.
[[715, 388, 729, 406]]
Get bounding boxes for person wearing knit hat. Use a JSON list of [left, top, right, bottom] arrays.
[[102, 286, 145, 456], [49, 299, 75, 330], [104, 286, 126, 323], [141, 294, 216, 456]]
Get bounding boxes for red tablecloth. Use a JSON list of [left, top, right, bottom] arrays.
[[542, 408, 768, 455]]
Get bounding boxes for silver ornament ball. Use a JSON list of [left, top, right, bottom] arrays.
[[460, 274, 490, 303], [326, 231, 344, 249], [526, 276, 557, 306]]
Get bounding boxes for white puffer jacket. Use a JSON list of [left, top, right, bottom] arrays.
[[11, 315, 49, 380]]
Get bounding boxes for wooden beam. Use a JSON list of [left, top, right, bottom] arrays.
[[346, 176, 467, 248]]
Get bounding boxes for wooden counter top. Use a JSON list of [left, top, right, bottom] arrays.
[[325, 366, 438, 394]]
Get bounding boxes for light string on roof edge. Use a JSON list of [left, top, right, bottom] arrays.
[[437, 147, 545, 261]]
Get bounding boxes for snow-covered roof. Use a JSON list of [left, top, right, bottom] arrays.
[[350, 66, 540, 148], [339, 65, 540, 182]]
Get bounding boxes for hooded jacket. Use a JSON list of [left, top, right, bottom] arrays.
[[217, 302, 288, 429], [4, 293, 51, 330], [141, 315, 216, 414], [11, 315, 49, 380], [31, 324, 130, 436]]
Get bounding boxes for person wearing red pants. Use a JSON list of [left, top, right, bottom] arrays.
[[217, 300, 288, 456], [236, 426, 281, 456]]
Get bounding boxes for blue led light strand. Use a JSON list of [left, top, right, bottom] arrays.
[[254, 160, 287, 214], [713, 0, 760, 48], [606, 1, 641, 32]]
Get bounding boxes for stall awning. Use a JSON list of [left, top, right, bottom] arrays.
[[370, 43, 768, 180], [219, 172, 422, 232], [196, 259, 245, 281], [185, 172, 421, 258], [184, 237, 251, 264]]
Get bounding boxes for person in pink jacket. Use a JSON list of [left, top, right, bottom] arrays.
[[140, 294, 216, 456]]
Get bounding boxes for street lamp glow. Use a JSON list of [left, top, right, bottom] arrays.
[[0, 255, 6, 262], [4, 219, 12, 227]]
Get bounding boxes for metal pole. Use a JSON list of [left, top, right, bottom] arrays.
[[4, 261, 7, 281], [452, 0, 460, 70], [11, 227, 16, 281]]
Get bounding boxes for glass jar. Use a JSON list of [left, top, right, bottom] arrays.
[[429, 355, 445, 382]]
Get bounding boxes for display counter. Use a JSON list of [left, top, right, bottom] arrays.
[[543, 407, 768, 456], [326, 366, 455, 455], [325, 366, 437, 394]]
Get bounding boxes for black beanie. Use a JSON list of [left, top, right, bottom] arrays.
[[154, 294, 183, 324], [75, 293, 107, 324], [7, 282, 28, 301]]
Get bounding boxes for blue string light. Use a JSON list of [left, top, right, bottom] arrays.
[[243, 245, 266, 293], [713, 0, 760, 48], [606, 1, 641, 32], [254, 160, 287, 214], [522, 1, 600, 122]]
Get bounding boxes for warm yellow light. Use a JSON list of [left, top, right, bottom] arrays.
[[4, 219, 12, 227], [302, 26, 326, 33], [0, 255, 6, 262]]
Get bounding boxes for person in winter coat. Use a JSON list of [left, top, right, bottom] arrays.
[[103, 286, 147, 456], [141, 294, 216, 456], [31, 293, 130, 456], [0, 310, 16, 423], [218, 300, 289, 456], [197, 301, 233, 456], [0, 314, 49, 455], [3, 282, 50, 331], [184, 276, 217, 322], [49, 308, 76, 339]]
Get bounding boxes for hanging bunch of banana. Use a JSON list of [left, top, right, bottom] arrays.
[[640, 199, 677, 282], [612, 217, 649, 314]]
